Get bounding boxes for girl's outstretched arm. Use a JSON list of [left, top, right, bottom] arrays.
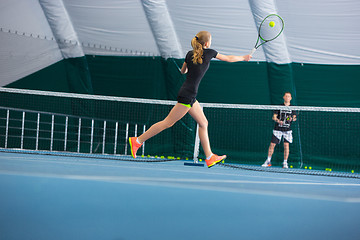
[[216, 53, 252, 62]]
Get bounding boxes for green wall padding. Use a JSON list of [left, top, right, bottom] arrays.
[[86, 56, 168, 100], [64, 57, 93, 94], [267, 63, 296, 105], [293, 63, 360, 107]]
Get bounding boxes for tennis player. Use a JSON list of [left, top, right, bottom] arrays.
[[262, 92, 297, 168], [129, 31, 252, 168]]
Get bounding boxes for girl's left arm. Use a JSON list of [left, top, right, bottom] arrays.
[[181, 62, 188, 74]]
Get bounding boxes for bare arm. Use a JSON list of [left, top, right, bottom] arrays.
[[272, 114, 283, 125], [181, 62, 188, 74], [216, 53, 252, 62]]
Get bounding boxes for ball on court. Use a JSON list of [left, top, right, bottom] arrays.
[[351, 170, 355, 173], [290, 165, 293, 168], [309, 166, 312, 170], [269, 21, 275, 27]]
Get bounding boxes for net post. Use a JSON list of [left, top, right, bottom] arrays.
[[114, 121, 118, 154], [192, 103, 204, 163], [50, 115, 54, 151], [90, 119, 94, 154], [142, 125, 146, 156], [21, 111, 25, 149], [193, 123, 200, 163], [77, 118, 81, 153], [36, 113, 40, 150], [64, 116, 68, 151], [102, 120, 106, 154], [124, 123, 129, 155], [5, 110, 9, 148]]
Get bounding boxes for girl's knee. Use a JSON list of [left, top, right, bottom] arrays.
[[198, 119, 208, 129]]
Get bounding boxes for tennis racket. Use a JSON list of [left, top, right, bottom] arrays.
[[250, 14, 284, 55]]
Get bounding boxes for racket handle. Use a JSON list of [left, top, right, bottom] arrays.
[[249, 48, 256, 56]]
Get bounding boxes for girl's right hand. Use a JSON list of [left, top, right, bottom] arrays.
[[243, 54, 252, 61]]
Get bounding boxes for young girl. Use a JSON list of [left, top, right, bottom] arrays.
[[129, 31, 252, 168]]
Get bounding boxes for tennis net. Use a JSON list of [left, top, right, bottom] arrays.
[[0, 87, 359, 176]]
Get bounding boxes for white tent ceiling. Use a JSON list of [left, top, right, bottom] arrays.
[[0, 0, 359, 86]]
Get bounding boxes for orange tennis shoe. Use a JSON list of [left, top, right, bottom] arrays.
[[205, 154, 226, 168], [129, 137, 143, 158]]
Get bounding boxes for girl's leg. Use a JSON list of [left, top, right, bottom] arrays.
[[188, 101, 212, 158], [137, 103, 190, 143]]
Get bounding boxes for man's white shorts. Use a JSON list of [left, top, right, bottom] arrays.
[[271, 130, 293, 144]]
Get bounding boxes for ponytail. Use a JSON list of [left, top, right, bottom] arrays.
[[191, 31, 211, 64]]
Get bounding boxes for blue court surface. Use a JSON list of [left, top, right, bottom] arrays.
[[1, 151, 360, 240]]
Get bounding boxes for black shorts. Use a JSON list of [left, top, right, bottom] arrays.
[[177, 95, 196, 107]]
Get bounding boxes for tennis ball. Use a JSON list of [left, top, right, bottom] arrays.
[[305, 166, 308, 169], [309, 166, 312, 170], [290, 165, 293, 168], [351, 170, 355, 173], [269, 21, 275, 27]]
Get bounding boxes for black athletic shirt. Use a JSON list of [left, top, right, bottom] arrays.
[[177, 49, 218, 99], [273, 104, 297, 132]]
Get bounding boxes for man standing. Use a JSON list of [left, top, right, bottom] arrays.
[[262, 92, 297, 168]]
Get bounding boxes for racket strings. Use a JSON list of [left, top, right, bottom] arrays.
[[259, 16, 284, 41]]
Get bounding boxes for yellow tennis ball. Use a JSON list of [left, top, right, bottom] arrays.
[[269, 21, 275, 27]]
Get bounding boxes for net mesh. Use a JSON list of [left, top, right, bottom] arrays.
[[0, 88, 195, 160], [0, 87, 359, 177], [201, 103, 360, 174]]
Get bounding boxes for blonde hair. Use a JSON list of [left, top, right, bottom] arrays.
[[191, 31, 211, 64]]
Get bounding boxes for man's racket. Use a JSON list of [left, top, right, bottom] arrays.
[[250, 14, 284, 55]]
